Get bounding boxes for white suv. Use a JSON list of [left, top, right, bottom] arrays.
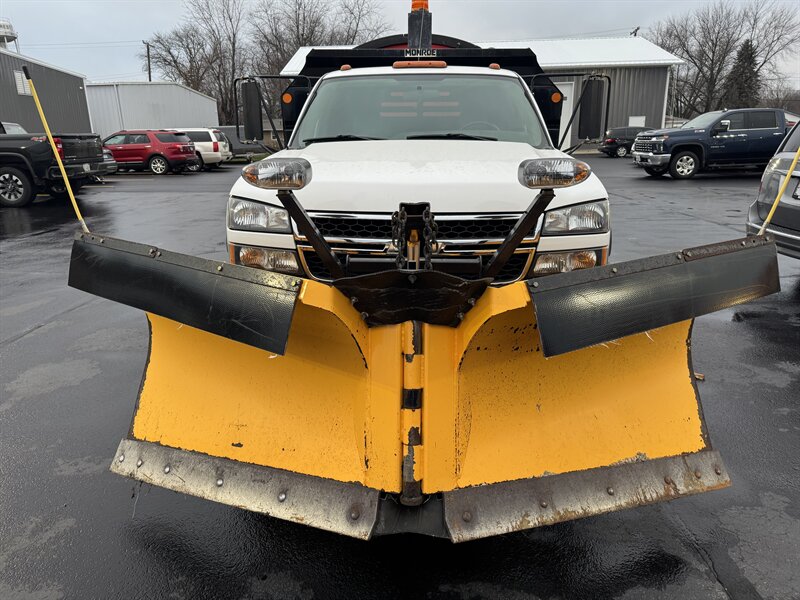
[[179, 128, 233, 171]]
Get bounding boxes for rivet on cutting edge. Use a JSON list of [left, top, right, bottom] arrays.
[[467, 298, 476, 306], [715, 467, 722, 475], [350, 297, 358, 305], [665, 476, 673, 485], [694, 470, 702, 479], [217, 265, 223, 271], [462, 511, 473, 523], [216, 478, 224, 487], [532, 281, 539, 288], [686, 251, 692, 257], [136, 459, 143, 468], [456, 312, 464, 321], [676, 254, 683, 260], [540, 501, 548, 508], [361, 312, 369, 320], [741, 241, 747, 247], [164, 465, 171, 474], [607, 487, 615, 496], [149, 248, 156, 256], [611, 267, 618, 274], [118, 454, 125, 463], [156, 251, 161, 257], [349, 507, 360, 521], [278, 491, 287, 502], [100, 238, 105, 243]]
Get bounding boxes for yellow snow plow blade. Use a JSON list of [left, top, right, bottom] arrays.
[[68, 233, 779, 541]]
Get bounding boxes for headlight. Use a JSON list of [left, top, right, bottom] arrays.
[[518, 158, 591, 189], [238, 246, 300, 274], [533, 250, 597, 275], [227, 197, 291, 232], [542, 200, 609, 234], [242, 158, 311, 189]]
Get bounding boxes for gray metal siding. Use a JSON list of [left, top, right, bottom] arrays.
[[0, 52, 91, 132], [549, 66, 669, 145], [86, 83, 219, 138]]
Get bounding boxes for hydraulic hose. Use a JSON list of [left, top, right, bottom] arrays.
[[23, 66, 90, 234], [758, 144, 800, 236]]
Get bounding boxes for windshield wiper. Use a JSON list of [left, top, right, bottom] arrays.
[[302, 135, 385, 146], [407, 133, 498, 141]]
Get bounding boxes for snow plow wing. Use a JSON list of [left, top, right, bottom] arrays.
[[68, 233, 779, 541]]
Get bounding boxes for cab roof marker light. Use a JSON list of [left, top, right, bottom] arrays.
[[392, 60, 447, 69], [518, 158, 591, 189], [242, 158, 312, 190]]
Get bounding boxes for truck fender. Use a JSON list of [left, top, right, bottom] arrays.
[[670, 143, 706, 167], [0, 152, 43, 186]]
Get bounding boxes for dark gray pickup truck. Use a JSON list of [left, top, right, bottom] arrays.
[[0, 121, 104, 207], [632, 108, 797, 179]]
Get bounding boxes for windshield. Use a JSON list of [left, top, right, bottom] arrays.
[[681, 111, 723, 129], [290, 74, 550, 149]]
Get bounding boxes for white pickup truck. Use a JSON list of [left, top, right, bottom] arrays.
[[226, 65, 610, 282]]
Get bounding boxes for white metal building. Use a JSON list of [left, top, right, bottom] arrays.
[[86, 81, 219, 138], [282, 36, 681, 145]]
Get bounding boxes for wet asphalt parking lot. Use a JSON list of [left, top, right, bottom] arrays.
[[1, 156, 798, 600]]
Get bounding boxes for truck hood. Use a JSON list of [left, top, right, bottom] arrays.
[[638, 127, 698, 137], [230, 140, 607, 213]]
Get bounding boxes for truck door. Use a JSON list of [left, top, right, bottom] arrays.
[[104, 134, 127, 164], [125, 133, 152, 166], [745, 110, 784, 162], [707, 111, 747, 164]]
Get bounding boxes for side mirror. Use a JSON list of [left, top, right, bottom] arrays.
[[714, 120, 730, 135], [242, 81, 263, 142], [577, 79, 607, 141]]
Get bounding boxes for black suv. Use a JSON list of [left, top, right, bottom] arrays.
[[632, 108, 797, 179], [599, 126, 649, 158]]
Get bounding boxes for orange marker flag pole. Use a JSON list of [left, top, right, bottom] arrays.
[[22, 66, 90, 234]]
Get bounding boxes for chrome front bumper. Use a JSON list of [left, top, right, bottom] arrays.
[[632, 151, 670, 167]]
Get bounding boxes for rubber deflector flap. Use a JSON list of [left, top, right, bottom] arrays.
[[68, 233, 300, 355], [527, 236, 780, 357]]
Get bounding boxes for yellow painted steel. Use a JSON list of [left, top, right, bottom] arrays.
[[130, 278, 707, 496]]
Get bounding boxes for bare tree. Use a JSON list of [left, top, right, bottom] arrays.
[[143, 0, 249, 123], [249, 0, 389, 114], [648, 0, 800, 118], [144, 24, 217, 94]]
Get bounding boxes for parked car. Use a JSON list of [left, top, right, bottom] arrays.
[[178, 128, 232, 172], [1, 122, 104, 206], [746, 121, 800, 258], [97, 147, 118, 178], [103, 130, 198, 175], [632, 108, 796, 179], [215, 125, 270, 161], [599, 126, 649, 158]]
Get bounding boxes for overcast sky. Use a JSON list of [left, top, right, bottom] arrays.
[[1, 0, 797, 84]]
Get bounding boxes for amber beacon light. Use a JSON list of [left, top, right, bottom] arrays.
[[412, 0, 429, 10]]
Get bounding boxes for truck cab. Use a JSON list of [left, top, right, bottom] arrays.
[[226, 64, 610, 283], [632, 108, 796, 179]]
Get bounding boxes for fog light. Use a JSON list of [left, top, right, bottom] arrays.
[[533, 250, 597, 275], [239, 246, 300, 274]]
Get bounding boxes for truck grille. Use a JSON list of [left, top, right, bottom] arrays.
[[633, 141, 654, 153], [301, 249, 532, 284], [312, 215, 520, 241]]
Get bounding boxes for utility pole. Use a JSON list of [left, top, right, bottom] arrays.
[[143, 40, 151, 82]]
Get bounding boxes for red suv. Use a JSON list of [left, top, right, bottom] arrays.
[[102, 130, 199, 174]]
